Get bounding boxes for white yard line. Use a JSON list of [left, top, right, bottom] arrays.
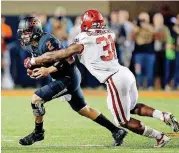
[[1, 140, 14, 142]]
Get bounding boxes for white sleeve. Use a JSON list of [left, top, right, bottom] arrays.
[[74, 32, 89, 45], [74, 32, 89, 55]]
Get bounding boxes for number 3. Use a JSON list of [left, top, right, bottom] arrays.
[[96, 35, 117, 61]]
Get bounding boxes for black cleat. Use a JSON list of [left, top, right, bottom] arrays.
[[19, 129, 45, 146], [112, 128, 127, 146]]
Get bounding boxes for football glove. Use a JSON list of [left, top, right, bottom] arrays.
[[24, 57, 32, 69]]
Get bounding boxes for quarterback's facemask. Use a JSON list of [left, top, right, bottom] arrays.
[[17, 16, 43, 46]]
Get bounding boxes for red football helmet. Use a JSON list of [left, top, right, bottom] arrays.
[[81, 10, 104, 31]]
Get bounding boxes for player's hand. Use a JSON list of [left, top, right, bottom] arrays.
[[32, 67, 50, 79], [27, 69, 37, 79], [24, 57, 32, 69]]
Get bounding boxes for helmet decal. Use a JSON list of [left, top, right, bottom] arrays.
[[29, 19, 40, 27], [83, 12, 89, 21]]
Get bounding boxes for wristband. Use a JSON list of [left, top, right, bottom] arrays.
[[30, 57, 36, 65]]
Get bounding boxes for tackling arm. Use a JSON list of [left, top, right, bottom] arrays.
[[31, 44, 84, 65]]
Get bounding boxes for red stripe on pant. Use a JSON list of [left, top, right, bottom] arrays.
[[109, 77, 127, 123], [107, 80, 121, 123]]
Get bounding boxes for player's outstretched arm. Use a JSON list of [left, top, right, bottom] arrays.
[[32, 44, 83, 65]]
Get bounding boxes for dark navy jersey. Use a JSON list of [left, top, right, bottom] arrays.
[[23, 33, 76, 80]]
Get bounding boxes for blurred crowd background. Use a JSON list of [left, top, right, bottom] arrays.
[[1, 1, 179, 91]]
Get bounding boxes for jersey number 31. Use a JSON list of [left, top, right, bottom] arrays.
[[96, 35, 117, 61]]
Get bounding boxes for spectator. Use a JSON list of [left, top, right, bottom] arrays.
[[109, 10, 121, 63], [153, 13, 171, 89], [132, 12, 155, 89], [164, 37, 175, 91], [109, 10, 119, 36], [118, 10, 134, 67], [1, 16, 14, 89], [45, 6, 73, 47], [51, 16, 68, 46], [2, 10, 179, 90], [161, 5, 175, 36], [103, 16, 109, 28], [173, 14, 179, 89], [68, 16, 81, 45], [1, 17, 12, 54], [37, 14, 48, 32]]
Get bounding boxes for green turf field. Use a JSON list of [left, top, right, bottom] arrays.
[[2, 96, 179, 153]]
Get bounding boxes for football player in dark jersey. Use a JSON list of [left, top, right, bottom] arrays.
[[17, 16, 127, 146]]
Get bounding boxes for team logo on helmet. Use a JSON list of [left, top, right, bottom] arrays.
[[29, 19, 40, 27], [98, 13, 103, 19], [83, 12, 89, 21]]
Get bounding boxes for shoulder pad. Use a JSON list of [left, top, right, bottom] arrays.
[[74, 32, 88, 44]]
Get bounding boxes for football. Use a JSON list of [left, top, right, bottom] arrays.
[[27, 69, 33, 76], [29, 65, 42, 70], [27, 65, 42, 77]]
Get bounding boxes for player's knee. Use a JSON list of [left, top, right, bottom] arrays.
[[120, 118, 143, 130], [31, 103, 45, 117], [31, 94, 45, 116], [86, 106, 98, 113], [130, 120, 144, 129], [78, 106, 90, 116], [32, 94, 42, 104], [130, 103, 145, 114]]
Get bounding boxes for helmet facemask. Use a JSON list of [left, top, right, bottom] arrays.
[[17, 29, 33, 46], [91, 21, 105, 29], [17, 17, 43, 46]]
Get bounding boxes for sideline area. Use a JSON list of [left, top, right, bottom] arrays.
[[2, 89, 179, 98]]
